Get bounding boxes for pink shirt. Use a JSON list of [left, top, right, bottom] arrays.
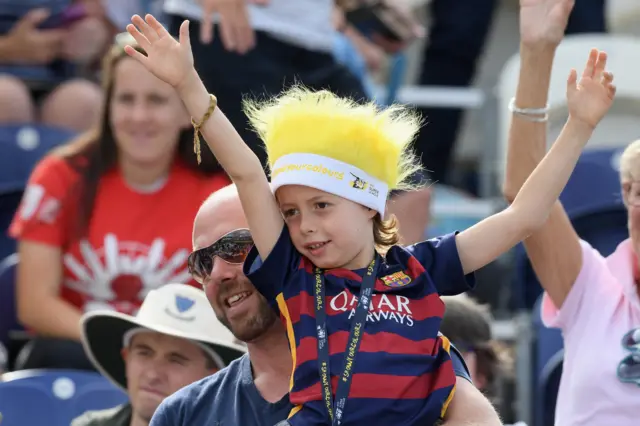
[[542, 239, 640, 426]]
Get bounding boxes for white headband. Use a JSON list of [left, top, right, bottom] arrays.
[[123, 328, 225, 370], [271, 153, 389, 216]]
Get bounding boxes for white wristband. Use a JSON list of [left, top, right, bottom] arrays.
[[512, 113, 548, 122], [508, 98, 549, 115], [508, 98, 549, 122]]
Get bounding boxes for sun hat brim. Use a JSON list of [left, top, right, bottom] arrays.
[[81, 311, 246, 392]]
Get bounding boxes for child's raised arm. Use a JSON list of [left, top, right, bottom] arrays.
[[125, 15, 283, 259], [455, 49, 616, 275]]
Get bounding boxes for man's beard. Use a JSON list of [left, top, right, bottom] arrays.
[[217, 296, 278, 342]]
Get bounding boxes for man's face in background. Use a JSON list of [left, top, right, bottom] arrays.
[[123, 331, 216, 423], [192, 188, 278, 342]]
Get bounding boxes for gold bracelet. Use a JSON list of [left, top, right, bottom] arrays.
[[191, 93, 218, 164]]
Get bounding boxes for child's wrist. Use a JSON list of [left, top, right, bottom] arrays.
[[566, 115, 595, 136], [176, 68, 203, 98]]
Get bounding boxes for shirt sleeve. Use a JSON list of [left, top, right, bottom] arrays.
[[540, 239, 612, 333], [150, 398, 178, 426], [8, 155, 77, 247], [405, 232, 476, 295], [449, 343, 472, 383], [242, 225, 302, 307]]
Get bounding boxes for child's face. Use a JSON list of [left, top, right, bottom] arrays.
[[277, 185, 377, 269]]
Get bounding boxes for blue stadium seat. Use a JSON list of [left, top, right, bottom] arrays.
[[536, 350, 563, 426], [0, 369, 128, 426], [513, 147, 628, 310], [0, 65, 71, 90], [0, 124, 76, 259], [0, 254, 20, 349]]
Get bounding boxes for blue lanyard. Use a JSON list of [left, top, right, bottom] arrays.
[[313, 257, 378, 425]]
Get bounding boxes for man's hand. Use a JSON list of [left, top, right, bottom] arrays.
[[362, 0, 424, 54], [198, 0, 269, 54], [519, 0, 575, 49], [3, 9, 66, 64]]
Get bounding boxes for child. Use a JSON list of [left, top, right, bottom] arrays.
[[124, 14, 616, 425]]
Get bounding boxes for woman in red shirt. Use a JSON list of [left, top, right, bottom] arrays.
[[9, 33, 228, 370]]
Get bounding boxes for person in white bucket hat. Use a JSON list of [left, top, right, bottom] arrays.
[[72, 283, 245, 426]]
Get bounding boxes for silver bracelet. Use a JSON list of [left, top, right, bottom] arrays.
[[508, 97, 549, 115]]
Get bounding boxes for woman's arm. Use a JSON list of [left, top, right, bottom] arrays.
[[501, 47, 583, 308], [126, 15, 283, 259], [456, 45, 615, 275], [500, 0, 585, 308], [16, 241, 83, 340]]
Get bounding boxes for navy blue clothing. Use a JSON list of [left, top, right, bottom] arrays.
[[0, 0, 71, 34], [150, 347, 472, 426], [241, 227, 475, 425]]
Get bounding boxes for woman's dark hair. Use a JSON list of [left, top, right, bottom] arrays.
[[54, 40, 222, 239]]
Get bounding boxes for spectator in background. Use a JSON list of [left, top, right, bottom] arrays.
[[440, 295, 512, 399], [150, 184, 503, 426], [566, 0, 606, 33], [102, 0, 166, 32], [331, 6, 385, 102], [415, 0, 607, 189], [503, 0, 640, 424], [161, 0, 431, 244], [411, 0, 497, 187], [8, 32, 229, 371], [71, 283, 245, 426], [0, 1, 111, 132]]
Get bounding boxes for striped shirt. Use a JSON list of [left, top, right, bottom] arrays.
[[244, 227, 475, 425]]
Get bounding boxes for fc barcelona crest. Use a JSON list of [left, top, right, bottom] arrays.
[[381, 271, 412, 288]]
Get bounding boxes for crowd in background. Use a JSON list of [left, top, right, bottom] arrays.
[[0, 0, 637, 426]]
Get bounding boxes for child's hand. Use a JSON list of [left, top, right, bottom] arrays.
[[125, 14, 194, 90], [566, 48, 616, 130]]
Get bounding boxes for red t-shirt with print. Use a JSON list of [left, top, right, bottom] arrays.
[[9, 154, 228, 315]]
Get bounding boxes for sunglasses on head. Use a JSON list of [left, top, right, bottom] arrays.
[[187, 229, 253, 283], [617, 327, 640, 386]]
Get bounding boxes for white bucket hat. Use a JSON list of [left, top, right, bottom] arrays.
[[80, 283, 246, 391]]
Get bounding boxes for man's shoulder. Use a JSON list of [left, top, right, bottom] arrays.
[[162, 354, 248, 412], [71, 404, 131, 426], [155, 353, 294, 426]]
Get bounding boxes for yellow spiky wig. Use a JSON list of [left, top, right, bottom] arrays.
[[244, 86, 423, 216]]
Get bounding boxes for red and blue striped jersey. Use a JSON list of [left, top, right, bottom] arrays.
[[244, 226, 475, 426]]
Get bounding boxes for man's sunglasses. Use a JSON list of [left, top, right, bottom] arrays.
[[187, 229, 253, 283], [617, 327, 640, 386]]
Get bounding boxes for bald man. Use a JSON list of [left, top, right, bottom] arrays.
[[150, 185, 502, 426]]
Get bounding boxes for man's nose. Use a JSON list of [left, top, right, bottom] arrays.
[[208, 256, 240, 282], [142, 358, 165, 382]]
